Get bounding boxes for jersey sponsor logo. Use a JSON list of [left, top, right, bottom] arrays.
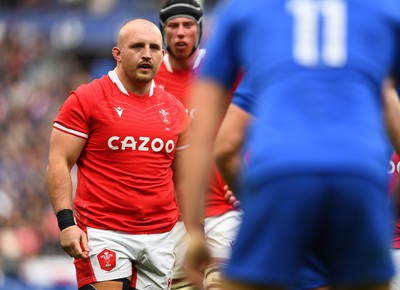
[[97, 249, 116, 272], [115, 106, 123, 118], [108, 136, 175, 153]]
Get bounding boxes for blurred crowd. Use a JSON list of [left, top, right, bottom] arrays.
[[0, 14, 96, 282]]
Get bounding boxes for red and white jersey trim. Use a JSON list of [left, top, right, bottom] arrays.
[[176, 144, 189, 151], [54, 122, 88, 139], [108, 69, 155, 96], [162, 49, 206, 73]]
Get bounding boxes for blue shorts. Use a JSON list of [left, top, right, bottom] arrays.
[[224, 172, 394, 287], [289, 253, 329, 290]]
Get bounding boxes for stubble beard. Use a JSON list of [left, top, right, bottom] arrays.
[[134, 70, 155, 83]]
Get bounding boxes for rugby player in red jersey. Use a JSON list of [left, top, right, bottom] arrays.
[[47, 19, 190, 290], [155, 1, 242, 289]]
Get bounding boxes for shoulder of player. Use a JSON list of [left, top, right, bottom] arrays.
[[152, 85, 186, 109], [153, 84, 178, 101], [155, 57, 170, 76]]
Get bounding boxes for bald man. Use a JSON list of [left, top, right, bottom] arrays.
[[47, 19, 191, 290]]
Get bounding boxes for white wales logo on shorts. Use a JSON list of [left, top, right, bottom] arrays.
[[107, 136, 175, 153]]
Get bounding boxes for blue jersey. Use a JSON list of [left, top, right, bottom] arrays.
[[201, 0, 400, 184], [232, 68, 333, 290], [231, 71, 255, 114]]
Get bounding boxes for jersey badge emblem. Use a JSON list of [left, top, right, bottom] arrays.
[[97, 249, 116, 271], [159, 109, 170, 125]]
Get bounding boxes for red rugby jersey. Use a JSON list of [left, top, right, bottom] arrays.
[[155, 51, 234, 217], [54, 70, 191, 234]]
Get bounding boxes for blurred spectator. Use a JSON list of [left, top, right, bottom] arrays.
[[0, 12, 93, 288], [0, 0, 53, 9]]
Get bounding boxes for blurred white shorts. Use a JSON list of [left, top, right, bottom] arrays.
[[172, 210, 242, 279]]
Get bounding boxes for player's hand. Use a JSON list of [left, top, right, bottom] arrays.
[[184, 230, 210, 288], [59, 225, 89, 259], [224, 185, 240, 208]]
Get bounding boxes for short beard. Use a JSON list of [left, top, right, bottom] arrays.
[[135, 71, 155, 83]]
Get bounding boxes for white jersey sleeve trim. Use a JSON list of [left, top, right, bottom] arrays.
[[193, 49, 206, 70], [164, 54, 173, 73], [176, 144, 189, 151], [54, 122, 89, 139]]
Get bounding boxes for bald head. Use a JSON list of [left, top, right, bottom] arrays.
[[112, 18, 164, 94], [117, 18, 162, 48]]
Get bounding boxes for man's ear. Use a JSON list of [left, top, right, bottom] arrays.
[[112, 47, 121, 61]]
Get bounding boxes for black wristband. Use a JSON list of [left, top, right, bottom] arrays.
[[56, 209, 76, 231]]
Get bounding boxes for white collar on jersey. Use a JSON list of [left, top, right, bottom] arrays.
[[108, 69, 155, 97], [163, 48, 206, 73]]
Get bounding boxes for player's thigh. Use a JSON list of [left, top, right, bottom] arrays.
[[132, 228, 176, 289], [171, 221, 190, 280], [203, 210, 242, 289], [80, 278, 131, 290], [222, 278, 283, 290], [390, 249, 400, 290], [205, 210, 242, 260]]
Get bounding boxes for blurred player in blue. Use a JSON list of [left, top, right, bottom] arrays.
[[180, 0, 400, 289], [215, 72, 330, 290]]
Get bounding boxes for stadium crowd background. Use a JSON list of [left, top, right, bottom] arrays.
[[0, 0, 218, 289]]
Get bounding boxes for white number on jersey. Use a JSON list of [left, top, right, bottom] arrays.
[[286, 0, 347, 67]]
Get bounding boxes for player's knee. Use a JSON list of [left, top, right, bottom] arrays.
[[114, 278, 132, 290], [171, 279, 200, 290], [79, 284, 96, 290], [79, 278, 133, 290], [204, 263, 223, 290]]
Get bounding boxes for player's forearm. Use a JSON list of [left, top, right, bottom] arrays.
[[214, 104, 252, 189], [183, 80, 228, 233], [179, 147, 209, 233], [215, 153, 238, 190], [46, 159, 74, 214]]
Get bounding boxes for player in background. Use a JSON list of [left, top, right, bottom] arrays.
[[216, 71, 330, 290], [180, 0, 400, 289], [46, 19, 190, 290], [155, 0, 242, 289]]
